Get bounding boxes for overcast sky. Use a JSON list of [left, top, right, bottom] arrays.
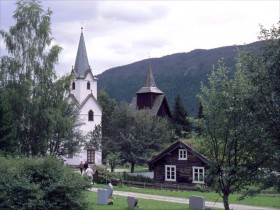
[[1, 0, 279, 76]]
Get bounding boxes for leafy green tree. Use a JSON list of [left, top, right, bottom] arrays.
[[0, 89, 18, 155], [198, 61, 272, 210], [237, 22, 280, 191], [172, 94, 191, 138], [98, 90, 116, 135], [85, 124, 102, 151], [106, 152, 122, 172], [105, 103, 172, 173], [0, 0, 81, 156], [98, 90, 117, 161]]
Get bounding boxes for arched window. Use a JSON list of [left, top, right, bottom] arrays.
[[72, 82, 75, 90], [88, 110, 94, 121], [87, 81, 90, 90]]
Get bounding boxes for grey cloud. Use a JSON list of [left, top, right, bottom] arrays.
[[102, 5, 169, 24], [43, 1, 99, 22]]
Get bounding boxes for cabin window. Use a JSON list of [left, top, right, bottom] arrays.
[[88, 110, 94, 121], [72, 82, 75, 90], [87, 81, 90, 90], [192, 167, 205, 184], [165, 165, 176, 181], [87, 149, 95, 164], [178, 149, 187, 160]]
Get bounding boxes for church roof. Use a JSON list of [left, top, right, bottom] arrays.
[[136, 63, 163, 94], [130, 95, 170, 116], [67, 93, 102, 111], [150, 95, 165, 115], [80, 93, 102, 111], [74, 29, 90, 79]]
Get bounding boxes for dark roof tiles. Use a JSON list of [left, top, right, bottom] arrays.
[[74, 32, 90, 78]]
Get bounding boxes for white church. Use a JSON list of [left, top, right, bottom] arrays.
[[63, 29, 102, 166]]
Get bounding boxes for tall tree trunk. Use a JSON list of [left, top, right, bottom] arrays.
[[130, 162, 135, 173], [222, 194, 230, 210], [110, 165, 115, 172]]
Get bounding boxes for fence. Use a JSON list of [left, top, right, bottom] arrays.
[[122, 180, 196, 191], [126, 172, 154, 179]]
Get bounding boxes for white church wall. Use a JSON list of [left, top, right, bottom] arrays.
[[63, 31, 102, 167]]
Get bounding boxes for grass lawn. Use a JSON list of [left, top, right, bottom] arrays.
[[84, 190, 220, 210], [90, 184, 280, 209]]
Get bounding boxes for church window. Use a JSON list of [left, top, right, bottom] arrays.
[[72, 82, 75, 90], [87, 81, 90, 90], [88, 110, 94, 121]]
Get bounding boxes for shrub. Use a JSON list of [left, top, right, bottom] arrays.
[[96, 167, 123, 185], [194, 184, 210, 192], [123, 172, 154, 183], [0, 156, 89, 210]]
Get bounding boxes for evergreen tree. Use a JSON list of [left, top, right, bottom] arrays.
[[172, 94, 191, 137]]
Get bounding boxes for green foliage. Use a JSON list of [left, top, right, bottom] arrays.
[[0, 156, 89, 210], [237, 22, 280, 192], [0, 89, 18, 155], [98, 89, 116, 137], [0, 0, 82, 156], [194, 184, 210, 193], [96, 167, 123, 185], [198, 60, 272, 210], [85, 124, 102, 151], [105, 152, 122, 172], [103, 103, 172, 173], [172, 94, 191, 137]]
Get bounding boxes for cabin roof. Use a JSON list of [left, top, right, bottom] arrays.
[[148, 140, 209, 166]]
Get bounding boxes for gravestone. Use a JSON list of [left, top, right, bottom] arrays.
[[106, 182, 113, 199], [189, 195, 205, 210], [127, 196, 138, 208], [97, 189, 108, 205]]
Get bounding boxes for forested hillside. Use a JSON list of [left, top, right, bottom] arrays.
[[97, 41, 263, 117]]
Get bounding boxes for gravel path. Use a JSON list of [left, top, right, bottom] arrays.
[[89, 188, 279, 210]]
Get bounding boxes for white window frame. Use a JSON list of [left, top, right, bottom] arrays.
[[178, 149, 187, 160], [192, 166, 205, 184], [165, 165, 176, 181]]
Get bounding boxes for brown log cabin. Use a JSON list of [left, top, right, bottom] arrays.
[[148, 140, 209, 185]]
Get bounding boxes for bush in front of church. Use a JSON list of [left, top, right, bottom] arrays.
[[0, 156, 89, 210]]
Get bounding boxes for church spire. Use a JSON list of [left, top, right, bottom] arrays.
[[144, 61, 157, 87], [136, 60, 163, 94], [74, 28, 90, 78]]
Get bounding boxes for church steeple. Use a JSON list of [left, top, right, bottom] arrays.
[[137, 61, 163, 94], [145, 62, 156, 87], [74, 28, 90, 78]]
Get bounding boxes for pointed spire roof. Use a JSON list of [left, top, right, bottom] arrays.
[[74, 28, 90, 78], [137, 61, 163, 94]]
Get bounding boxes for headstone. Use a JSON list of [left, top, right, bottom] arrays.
[[189, 195, 205, 210], [106, 182, 113, 199], [97, 189, 108, 205], [127, 196, 138, 208]]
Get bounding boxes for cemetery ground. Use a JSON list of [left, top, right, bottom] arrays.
[[86, 184, 280, 209]]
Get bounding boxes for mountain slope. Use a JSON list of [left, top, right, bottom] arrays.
[[97, 41, 263, 117]]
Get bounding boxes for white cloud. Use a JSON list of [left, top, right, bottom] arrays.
[[1, 0, 279, 76]]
